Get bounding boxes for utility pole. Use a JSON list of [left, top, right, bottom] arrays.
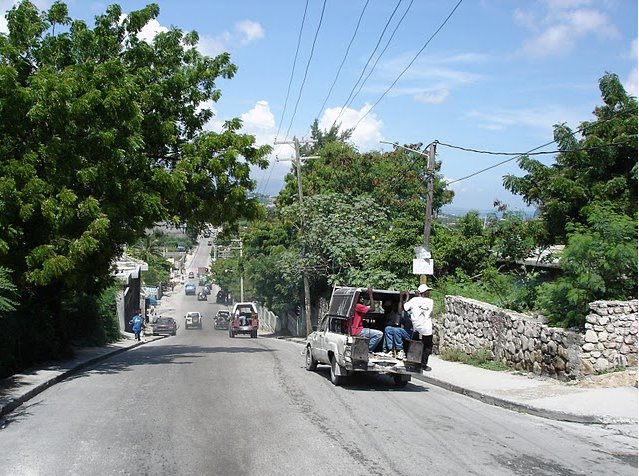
[[230, 238, 244, 301], [380, 140, 437, 285], [273, 137, 318, 336], [423, 141, 436, 252]]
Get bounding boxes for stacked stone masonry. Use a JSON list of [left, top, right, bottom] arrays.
[[439, 296, 638, 381]]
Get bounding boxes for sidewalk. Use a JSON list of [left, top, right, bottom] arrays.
[[1, 333, 636, 425]]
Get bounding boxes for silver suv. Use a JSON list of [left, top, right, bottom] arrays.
[[184, 311, 202, 330]]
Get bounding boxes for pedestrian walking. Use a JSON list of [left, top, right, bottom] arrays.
[[129, 310, 144, 342], [403, 284, 434, 371]]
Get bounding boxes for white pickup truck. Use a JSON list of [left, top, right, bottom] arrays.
[[304, 286, 423, 387]]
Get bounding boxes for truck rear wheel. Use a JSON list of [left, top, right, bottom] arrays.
[[305, 347, 318, 371], [393, 374, 410, 387], [330, 357, 346, 386]]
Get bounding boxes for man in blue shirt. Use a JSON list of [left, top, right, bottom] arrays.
[[130, 310, 144, 342]]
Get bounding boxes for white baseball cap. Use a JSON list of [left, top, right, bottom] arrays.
[[418, 284, 432, 293]]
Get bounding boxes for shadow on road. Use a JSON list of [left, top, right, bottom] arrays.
[[66, 344, 274, 379], [313, 367, 429, 392]]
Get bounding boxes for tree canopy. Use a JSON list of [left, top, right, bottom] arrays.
[[504, 73, 637, 244], [0, 1, 269, 375]]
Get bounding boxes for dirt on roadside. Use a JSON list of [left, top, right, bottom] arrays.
[[573, 369, 638, 388]]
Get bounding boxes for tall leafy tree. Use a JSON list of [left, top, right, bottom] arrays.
[[504, 73, 637, 243], [0, 1, 269, 372]]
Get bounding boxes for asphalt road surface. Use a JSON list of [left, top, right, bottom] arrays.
[[0, 241, 636, 475]]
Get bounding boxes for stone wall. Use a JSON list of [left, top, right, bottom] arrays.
[[440, 296, 638, 381], [582, 301, 638, 372]]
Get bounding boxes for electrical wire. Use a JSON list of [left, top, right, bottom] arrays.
[[284, 0, 328, 141], [275, 0, 309, 143], [443, 109, 637, 185], [315, 0, 371, 121], [345, 0, 414, 115], [332, 0, 404, 128], [352, 0, 464, 131]]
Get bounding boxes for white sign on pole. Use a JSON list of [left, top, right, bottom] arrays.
[[412, 258, 434, 275]]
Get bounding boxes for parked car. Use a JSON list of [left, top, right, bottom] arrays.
[[197, 291, 208, 301], [188, 271, 195, 279], [229, 302, 258, 338], [184, 284, 196, 295], [185, 311, 203, 329], [214, 310, 231, 330], [304, 287, 423, 387], [152, 317, 177, 336]]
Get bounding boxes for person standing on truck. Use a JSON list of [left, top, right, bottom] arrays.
[[350, 289, 383, 353], [403, 284, 434, 371]]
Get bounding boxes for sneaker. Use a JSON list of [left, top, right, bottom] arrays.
[[383, 350, 395, 358], [396, 350, 406, 360], [422, 365, 432, 372]]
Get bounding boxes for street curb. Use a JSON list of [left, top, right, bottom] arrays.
[[0, 336, 164, 419], [410, 373, 636, 425], [274, 335, 637, 425]]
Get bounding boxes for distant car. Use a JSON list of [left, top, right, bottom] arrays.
[[207, 240, 212, 246], [214, 310, 231, 330], [188, 271, 195, 279], [185, 284, 196, 295], [185, 311, 202, 329], [197, 291, 208, 301], [152, 317, 177, 336]]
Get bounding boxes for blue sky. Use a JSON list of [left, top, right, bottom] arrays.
[[1, 1, 637, 213]]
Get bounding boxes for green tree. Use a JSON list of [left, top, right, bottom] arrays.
[[536, 204, 638, 327], [0, 1, 269, 374], [504, 73, 637, 243]]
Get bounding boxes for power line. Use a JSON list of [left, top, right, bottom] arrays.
[[332, 0, 404, 128], [315, 0, 371, 121], [345, 0, 414, 115], [352, 0, 464, 131], [443, 110, 637, 186], [284, 0, 328, 141], [444, 140, 555, 186], [275, 0, 309, 143]]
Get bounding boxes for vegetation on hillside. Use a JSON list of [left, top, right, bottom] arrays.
[[215, 73, 636, 332]]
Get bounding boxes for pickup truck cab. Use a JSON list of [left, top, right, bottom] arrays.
[[305, 286, 423, 387], [229, 302, 259, 338]]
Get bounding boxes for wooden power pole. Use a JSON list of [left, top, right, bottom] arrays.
[[274, 137, 318, 336]]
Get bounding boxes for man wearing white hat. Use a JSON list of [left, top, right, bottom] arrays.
[[403, 283, 434, 371]]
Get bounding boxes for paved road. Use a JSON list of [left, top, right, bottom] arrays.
[[0, 242, 636, 475]]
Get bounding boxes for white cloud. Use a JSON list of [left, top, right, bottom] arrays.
[[241, 100, 275, 130], [235, 20, 264, 44], [319, 104, 383, 151], [414, 89, 449, 104], [137, 18, 168, 43], [518, 4, 619, 57]]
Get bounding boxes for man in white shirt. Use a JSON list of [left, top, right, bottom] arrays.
[[403, 283, 434, 371]]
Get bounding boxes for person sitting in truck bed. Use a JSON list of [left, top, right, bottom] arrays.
[[380, 300, 413, 359], [349, 289, 383, 353]]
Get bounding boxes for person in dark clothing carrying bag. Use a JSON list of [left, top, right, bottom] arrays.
[[403, 284, 434, 371]]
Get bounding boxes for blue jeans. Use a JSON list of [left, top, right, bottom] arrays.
[[357, 328, 383, 352], [384, 326, 411, 351]]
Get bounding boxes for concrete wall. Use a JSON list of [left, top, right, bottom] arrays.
[[439, 296, 638, 381]]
